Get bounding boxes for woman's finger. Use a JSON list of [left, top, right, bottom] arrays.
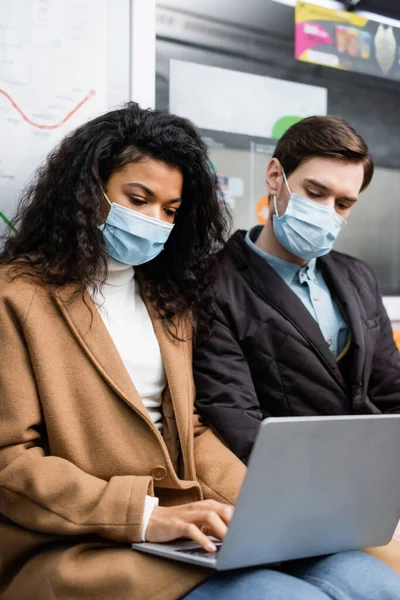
[[200, 500, 234, 526], [191, 510, 228, 541], [182, 522, 217, 552]]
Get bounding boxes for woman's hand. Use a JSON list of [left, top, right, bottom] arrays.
[[146, 499, 234, 552]]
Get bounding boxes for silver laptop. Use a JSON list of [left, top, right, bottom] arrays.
[[132, 415, 400, 570]]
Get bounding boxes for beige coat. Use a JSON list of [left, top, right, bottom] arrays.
[[0, 268, 246, 600], [0, 267, 399, 600]]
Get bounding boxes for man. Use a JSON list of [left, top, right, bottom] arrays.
[[193, 116, 400, 462], [193, 115, 400, 574]]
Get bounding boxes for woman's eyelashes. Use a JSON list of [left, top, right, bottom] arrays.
[[127, 195, 178, 219], [128, 196, 146, 206]]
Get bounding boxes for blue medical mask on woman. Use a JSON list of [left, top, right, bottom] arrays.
[[99, 193, 174, 266], [272, 171, 347, 261]]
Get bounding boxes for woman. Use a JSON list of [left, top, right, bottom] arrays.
[[0, 103, 399, 600]]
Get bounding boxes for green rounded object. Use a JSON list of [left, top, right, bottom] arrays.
[[272, 116, 303, 139]]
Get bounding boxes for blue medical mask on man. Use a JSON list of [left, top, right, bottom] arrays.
[[99, 192, 174, 266], [272, 171, 347, 261]]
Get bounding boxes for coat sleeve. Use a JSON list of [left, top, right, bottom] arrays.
[[193, 302, 263, 462], [192, 409, 246, 505], [0, 291, 153, 543], [367, 285, 400, 413]]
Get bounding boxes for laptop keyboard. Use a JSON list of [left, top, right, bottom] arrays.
[[176, 542, 222, 557]]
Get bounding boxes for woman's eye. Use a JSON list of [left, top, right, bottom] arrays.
[[164, 209, 176, 217], [307, 190, 320, 199], [129, 197, 146, 206]]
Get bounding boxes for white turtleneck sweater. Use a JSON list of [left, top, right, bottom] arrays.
[[91, 258, 164, 539], [92, 258, 166, 430]]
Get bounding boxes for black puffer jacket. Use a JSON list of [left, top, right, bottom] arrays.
[[193, 230, 400, 461]]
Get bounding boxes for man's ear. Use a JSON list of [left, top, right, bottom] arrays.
[[266, 158, 284, 197]]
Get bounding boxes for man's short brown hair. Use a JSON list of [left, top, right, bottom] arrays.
[[273, 116, 374, 191]]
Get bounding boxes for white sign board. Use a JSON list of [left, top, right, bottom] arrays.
[[169, 60, 327, 138]]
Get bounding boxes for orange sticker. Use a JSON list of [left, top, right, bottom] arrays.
[[256, 195, 270, 224], [393, 329, 400, 351]]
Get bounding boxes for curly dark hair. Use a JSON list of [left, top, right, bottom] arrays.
[[0, 102, 230, 337]]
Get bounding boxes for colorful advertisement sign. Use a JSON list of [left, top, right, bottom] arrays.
[[295, 1, 400, 81]]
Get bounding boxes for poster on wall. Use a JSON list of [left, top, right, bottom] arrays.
[[0, 0, 107, 236], [295, 1, 400, 81], [169, 60, 327, 152]]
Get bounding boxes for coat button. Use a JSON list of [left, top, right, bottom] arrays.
[[152, 466, 167, 481]]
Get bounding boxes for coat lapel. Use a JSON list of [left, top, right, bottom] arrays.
[[54, 283, 193, 476], [53, 285, 153, 424], [233, 236, 347, 391], [141, 290, 194, 478], [319, 253, 366, 387]]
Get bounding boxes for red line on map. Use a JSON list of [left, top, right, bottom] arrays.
[[0, 89, 96, 130]]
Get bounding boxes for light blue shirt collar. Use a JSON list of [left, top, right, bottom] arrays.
[[245, 227, 316, 286]]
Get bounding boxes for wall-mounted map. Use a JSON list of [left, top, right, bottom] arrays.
[[0, 0, 107, 234]]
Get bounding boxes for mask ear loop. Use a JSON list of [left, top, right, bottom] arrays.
[[102, 190, 112, 207], [282, 169, 291, 195], [273, 195, 280, 218], [99, 190, 112, 233], [274, 169, 291, 218]]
